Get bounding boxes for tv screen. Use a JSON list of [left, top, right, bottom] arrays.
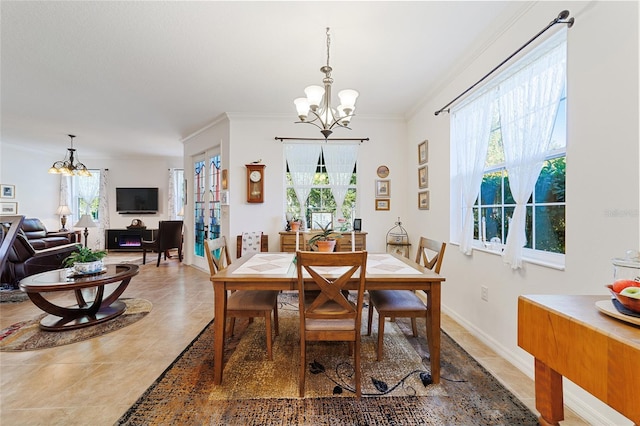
[[116, 187, 159, 213]]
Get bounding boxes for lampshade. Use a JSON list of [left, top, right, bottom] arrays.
[[56, 205, 72, 216], [74, 214, 97, 228]]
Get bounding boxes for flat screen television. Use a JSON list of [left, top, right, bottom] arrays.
[[116, 187, 159, 214]]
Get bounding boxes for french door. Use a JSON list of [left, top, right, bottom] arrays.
[[191, 151, 222, 271]]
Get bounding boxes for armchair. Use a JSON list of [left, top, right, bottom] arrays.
[[142, 220, 183, 267]]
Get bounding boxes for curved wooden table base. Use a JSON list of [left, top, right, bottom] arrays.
[[20, 264, 139, 331]]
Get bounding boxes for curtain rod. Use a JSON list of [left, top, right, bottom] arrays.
[[275, 137, 369, 143], [434, 9, 574, 116]]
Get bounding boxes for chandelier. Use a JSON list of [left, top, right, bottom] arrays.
[[294, 28, 359, 139], [48, 134, 92, 177]]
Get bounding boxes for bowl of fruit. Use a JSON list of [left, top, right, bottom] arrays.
[[606, 279, 640, 314]]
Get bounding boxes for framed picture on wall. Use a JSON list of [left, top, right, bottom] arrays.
[[418, 140, 428, 164], [418, 191, 430, 210], [375, 180, 390, 197], [375, 199, 390, 211], [1, 202, 18, 214], [418, 166, 428, 189], [1, 184, 15, 199], [220, 190, 229, 205]]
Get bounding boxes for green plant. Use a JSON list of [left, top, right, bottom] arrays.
[[63, 245, 107, 267], [308, 222, 343, 246]]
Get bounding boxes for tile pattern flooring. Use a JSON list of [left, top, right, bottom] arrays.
[[0, 253, 588, 425]]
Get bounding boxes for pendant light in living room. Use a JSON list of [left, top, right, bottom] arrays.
[[293, 28, 359, 140], [48, 134, 92, 177]]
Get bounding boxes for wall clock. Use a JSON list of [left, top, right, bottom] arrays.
[[246, 163, 265, 203]]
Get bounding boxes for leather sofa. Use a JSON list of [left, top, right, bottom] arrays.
[[1, 230, 79, 289], [1, 218, 79, 289], [21, 217, 77, 249]]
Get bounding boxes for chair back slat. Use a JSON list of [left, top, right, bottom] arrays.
[[296, 251, 367, 323], [205, 236, 232, 275], [414, 237, 446, 274]]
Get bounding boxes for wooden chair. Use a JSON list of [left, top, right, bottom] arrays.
[[142, 220, 183, 267], [236, 232, 268, 258], [205, 236, 279, 360], [367, 237, 446, 361], [296, 250, 368, 397]]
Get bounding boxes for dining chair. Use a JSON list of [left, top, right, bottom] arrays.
[[367, 237, 446, 361], [142, 220, 183, 267], [236, 231, 268, 258], [296, 250, 368, 397], [205, 236, 279, 360]]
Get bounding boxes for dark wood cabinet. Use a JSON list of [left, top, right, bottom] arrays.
[[106, 229, 158, 251]]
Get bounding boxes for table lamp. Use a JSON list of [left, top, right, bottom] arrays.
[[74, 214, 97, 247], [56, 205, 72, 231]]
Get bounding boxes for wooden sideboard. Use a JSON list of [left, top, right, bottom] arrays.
[[279, 231, 367, 252], [518, 294, 640, 426]]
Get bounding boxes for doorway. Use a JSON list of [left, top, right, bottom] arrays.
[[191, 151, 222, 271]]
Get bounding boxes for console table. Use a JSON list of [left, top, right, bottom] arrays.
[[518, 294, 640, 425], [279, 231, 366, 252], [106, 228, 157, 251]]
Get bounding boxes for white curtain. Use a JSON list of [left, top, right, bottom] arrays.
[[322, 144, 358, 222], [499, 40, 566, 269], [59, 174, 72, 216], [284, 143, 322, 229], [452, 90, 495, 255], [168, 169, 182, 219], [76, 173, 100, 216], [97, 169, 109, 249]]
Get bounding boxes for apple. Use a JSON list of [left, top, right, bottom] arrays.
[[612, 279, 640, 293], [620, 287, 640, 299]]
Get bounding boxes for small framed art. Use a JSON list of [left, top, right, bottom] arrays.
[[375, 180, 390, 197], [418, 191, 430, 210], [418, 166, 428, 189], [375, 199, 390, 211], [1, 202, 18, 214], [376, 165, 389, 178], [418, 140, 428, 164], [220, 190, 229, 205], [1, 184, 15, 199]]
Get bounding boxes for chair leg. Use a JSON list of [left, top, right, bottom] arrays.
[[299, 336, 306, 397], [142, 249, 147, 265], [377, 313, 385, 361], [354, 338, 361, 398], [366, 303, 374, 336], [273, 304, 279, 336], [411, 318, 419, 337], [226, 317, 236, 337], [156, 251, 161, 267], [265, 311, 273, 361]]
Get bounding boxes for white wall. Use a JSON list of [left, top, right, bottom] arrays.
[[407, 2, 639, 425]]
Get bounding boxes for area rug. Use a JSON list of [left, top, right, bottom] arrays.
[[0, 288, 29, 303], [0, 298, 152, 351], [117, 295, 538, 425]]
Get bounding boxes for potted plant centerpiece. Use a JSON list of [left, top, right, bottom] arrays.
[[308, 222, 342, 252], [64, 245, 108, 274]]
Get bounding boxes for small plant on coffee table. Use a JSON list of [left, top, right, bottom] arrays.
[[63, 246, 107, 267]]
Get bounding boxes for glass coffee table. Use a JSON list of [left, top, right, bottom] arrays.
[[19, 264, 139, 331]]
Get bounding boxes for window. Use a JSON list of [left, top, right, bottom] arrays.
[[476, 96, 566, 255], [285, 149, 358, 232], [73, 170, 101, 220], [451, 30, 566, 268]]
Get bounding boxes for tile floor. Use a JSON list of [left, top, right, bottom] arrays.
[[0, 253, 588, 425]]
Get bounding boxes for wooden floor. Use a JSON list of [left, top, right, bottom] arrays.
[[0, 253, 589, 425]]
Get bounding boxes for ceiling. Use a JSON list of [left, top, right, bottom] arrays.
[[1, 1, 529, 160]]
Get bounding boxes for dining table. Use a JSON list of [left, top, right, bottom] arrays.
[[209, 251, 446, 385]]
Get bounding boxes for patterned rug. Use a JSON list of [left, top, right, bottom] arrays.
[[0, 298, 152, 351], [117, 294, 537, 425]]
